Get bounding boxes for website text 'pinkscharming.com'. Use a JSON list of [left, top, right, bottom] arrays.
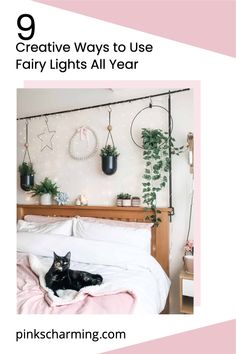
[[16, 328, 126, 342]]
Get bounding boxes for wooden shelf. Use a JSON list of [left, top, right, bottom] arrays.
[[17, 204, 172, 212]]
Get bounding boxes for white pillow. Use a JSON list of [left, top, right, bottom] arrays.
[[80, 216, 152, 230], [73, 218, 152, 253], [17, 219, 73, 236], [24, 215, 70, 223]]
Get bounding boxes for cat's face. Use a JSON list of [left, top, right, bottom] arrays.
[[53, 252, 71, 271]]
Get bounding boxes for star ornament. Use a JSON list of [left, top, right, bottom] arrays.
[[37, 126, 56, 151]]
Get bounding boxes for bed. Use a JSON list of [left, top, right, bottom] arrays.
[[17, 204, 171, 314]]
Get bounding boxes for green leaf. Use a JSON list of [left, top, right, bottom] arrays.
[[143, 174, 151, 180]]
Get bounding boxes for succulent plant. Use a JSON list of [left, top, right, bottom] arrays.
[[100, 145, 119, 157]]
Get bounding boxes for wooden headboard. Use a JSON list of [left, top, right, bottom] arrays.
[[17, 204, 170, 276]]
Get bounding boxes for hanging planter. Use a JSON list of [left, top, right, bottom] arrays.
[[100, 108, 119, 176], [19, 162, 35, 191], [19, 120, 36, 191], [100, 145, 119, 175], [102, 155, 117, 175]]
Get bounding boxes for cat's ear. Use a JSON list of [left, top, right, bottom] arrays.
[[53, 252, 58, 259], [65, 251, 71, 260]]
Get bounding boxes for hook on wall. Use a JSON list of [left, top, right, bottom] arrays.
[[149, 97, 153, 108]]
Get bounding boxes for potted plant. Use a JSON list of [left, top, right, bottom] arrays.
[[18, 162, 35, 191], [122, 193, 132, 207], [183, 240, 194, 274], [116, 193, 125, 206], [31, 177, 59, 205], [142, 128, 184, 225], [131, 196, 141, 207], [100, 144, 119, 175]]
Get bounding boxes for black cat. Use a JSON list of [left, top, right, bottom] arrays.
[[45, 252, 103, 297]]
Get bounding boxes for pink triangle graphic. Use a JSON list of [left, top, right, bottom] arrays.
[[33, 0, 236, 57], [101, 320, 236, 354]]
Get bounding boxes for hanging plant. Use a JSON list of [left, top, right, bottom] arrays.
[[19, 120, 36, 191], [100, 144, 119, 157], [101, 108, 119, 175], [19, 162, 35, 191], [100, 144, 119, 175], [142, 128, 184, 225], [19, 162, 35, 176]]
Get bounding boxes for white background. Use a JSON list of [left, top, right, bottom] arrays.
[[1, 0, 236, 353]]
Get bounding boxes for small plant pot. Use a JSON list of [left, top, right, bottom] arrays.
[[116, 198, 123, 207], [102, 156, 117, 175], [131, 197, 141, 207], [122, 199, 132, 207], [183, 255, 194, 274], [20, 174, 34, 191], [40, 193, 52, 205]]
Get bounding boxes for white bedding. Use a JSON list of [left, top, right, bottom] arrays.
[[17, 231, 170, 314]]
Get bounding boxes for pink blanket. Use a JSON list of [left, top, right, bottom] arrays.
[[17, 256, 135, 314]]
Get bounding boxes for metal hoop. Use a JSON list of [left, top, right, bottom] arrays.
[[130, 104, 173, 149]]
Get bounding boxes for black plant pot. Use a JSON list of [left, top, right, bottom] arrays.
[[20, 174, 34, 191], [102, 156, 117, 175]]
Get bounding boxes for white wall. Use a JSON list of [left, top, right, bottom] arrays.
[[17, 88, 194, 313]]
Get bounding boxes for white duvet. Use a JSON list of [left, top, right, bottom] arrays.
[[17, 232, 170, 314]]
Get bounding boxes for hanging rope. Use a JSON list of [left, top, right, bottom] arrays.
[[22, 120, 32, 163], [105, 107, 115, 147]]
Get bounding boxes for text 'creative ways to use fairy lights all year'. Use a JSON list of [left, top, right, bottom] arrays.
[[16, 14, 154, 73]]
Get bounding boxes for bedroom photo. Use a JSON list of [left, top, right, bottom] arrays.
[[17, 87, 195, 315]]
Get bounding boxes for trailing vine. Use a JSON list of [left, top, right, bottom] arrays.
[[142, 128, 184, 225]]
